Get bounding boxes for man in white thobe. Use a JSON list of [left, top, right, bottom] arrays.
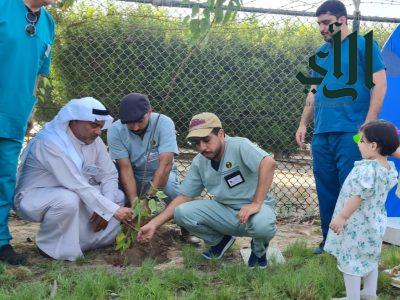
[[14, 97, 133, 261]]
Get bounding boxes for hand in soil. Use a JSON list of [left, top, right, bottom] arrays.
[[90, 212, 108, 232], [137, 221, 156, 242]]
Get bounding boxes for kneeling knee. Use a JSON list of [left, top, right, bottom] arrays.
[[249, 223, 276, 240], [173, 203, 193, 227], [57, 192, 80, 215]]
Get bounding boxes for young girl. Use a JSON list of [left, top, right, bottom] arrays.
[[325, 120, 399, 300]]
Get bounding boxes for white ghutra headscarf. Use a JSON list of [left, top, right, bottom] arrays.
[[20, 97, 113, 173]]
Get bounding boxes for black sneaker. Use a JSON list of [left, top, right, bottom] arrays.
[[313, 240, 325, 255], [180, 227, 201, 245], [202, 235, 235, 260], [0, 244, 27, 265], [248, 241, 268, 269], [248, 251, 267, 269]]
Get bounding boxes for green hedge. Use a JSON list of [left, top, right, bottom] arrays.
[[38, 4, 393, 155]]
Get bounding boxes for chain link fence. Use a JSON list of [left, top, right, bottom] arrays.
[[36, 0, 399, 219]]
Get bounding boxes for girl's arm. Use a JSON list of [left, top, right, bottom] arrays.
[[330, 195, 363, 234]]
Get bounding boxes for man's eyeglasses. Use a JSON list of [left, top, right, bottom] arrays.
[[26, 12, 38, 36]]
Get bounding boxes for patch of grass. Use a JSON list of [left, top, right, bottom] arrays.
[[182, 245, 203, 268], [161, 268, 209, 292], [55, 267, 121, 299], [283, 239, 313, 259], [0, 241, 400, 299], [380, 244, 400, 269], [74, 252, 97, 266]]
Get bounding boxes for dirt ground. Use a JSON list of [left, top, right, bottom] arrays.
[[8, 214, 322, 270]]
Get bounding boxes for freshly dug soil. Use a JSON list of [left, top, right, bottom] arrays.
[[107, 225, 182, 266]]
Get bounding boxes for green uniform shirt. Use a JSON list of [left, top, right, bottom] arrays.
[[180, 136, 275, 209]]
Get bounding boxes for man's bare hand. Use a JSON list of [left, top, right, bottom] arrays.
[[237, 203, 262, 224], [113, 207, 133, 227], [137, 221, 157, 242], [90, 212, 108, 232], [295, 125, 307, 149]]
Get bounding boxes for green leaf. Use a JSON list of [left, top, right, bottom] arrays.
[[155, 191, 167, 200], [204, 7, 211, 21], [125, 238, 132, 250], [134, 202, 142, 213], [216, 0, 224, 7], [190, 18, 200, 34], [223, 1, 234, 24], [148, 199, 157, 213], [183, 15, 190, 26], [141, 210, 149, 218], [215, 5, 224, 23], [191, 4, 199, 18], [199, 18, 210, 35], [42, 77, 51, 88], [39, 88, 46, 95], [116, 231, 126, 245], [130, 231, 138, 242]]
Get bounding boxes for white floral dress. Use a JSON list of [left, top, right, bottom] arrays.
[[325, 159, 398, 276]]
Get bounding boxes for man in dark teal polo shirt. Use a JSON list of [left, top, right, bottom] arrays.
[[0, 0, 55, 265], [295, 0, 387, 254]]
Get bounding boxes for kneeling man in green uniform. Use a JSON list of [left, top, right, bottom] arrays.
[[138, 113, 277, 268]]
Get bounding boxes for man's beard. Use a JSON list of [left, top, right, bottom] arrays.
[[131, 124, 149, 136], [202, 144, 222, 160]]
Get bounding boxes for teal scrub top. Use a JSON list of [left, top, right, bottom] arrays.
[[180, 136, 275, 209], [0, 0, 55, 140], [312, 35, 385, 134], [107, 113, 179, 179]]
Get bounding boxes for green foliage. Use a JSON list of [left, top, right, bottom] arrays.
[[115, 190, 167, 256], [185, 0, 243, 43], [39, 3, 394, 155], [380, 244, 400, 269]]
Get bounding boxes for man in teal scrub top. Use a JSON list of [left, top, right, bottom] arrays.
[[295, 1, 387, 254], [107, 93, 200, 244], [0, 0, 55, 265], [138, 113, 277, 269]]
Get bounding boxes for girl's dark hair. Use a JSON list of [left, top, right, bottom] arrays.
[[360, 120, 400, 156], [316, 0, 347, 19]]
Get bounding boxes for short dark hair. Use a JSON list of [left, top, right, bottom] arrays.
[[360, 120, 400, 156], [316, 0, 347, 19], [211, 127, 222, 135]]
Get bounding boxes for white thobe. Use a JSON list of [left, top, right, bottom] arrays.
[[14, 129, 125, 261]]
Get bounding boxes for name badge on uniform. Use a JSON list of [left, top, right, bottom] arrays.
[[45, 44, 52, 57], [224, 170, 245, 188]]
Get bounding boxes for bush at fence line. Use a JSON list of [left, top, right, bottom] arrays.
[[38, 3, 393, 156]]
